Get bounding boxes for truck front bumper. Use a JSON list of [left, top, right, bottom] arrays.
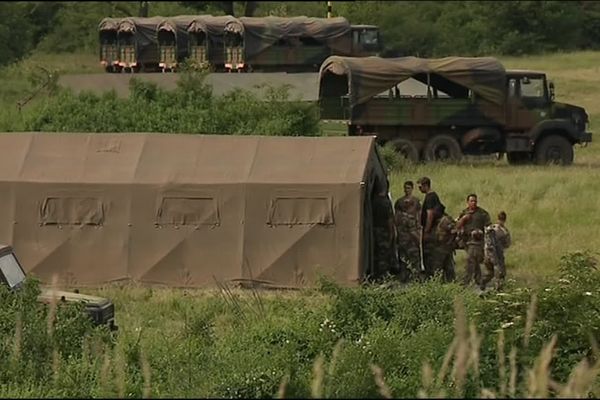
[[580, 131, 592, 143]]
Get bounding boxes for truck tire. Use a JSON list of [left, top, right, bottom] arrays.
[[389, 138, 420, 163], [423, 134, 462, 162], [534, 135, 574, 165], [506, 152, 532, 165]]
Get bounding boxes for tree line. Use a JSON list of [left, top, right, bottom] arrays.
[[2, 1, 600, 67]]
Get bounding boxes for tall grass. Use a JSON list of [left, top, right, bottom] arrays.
[[2, 252, 598, 398]]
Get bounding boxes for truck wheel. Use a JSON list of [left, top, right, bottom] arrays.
[[423, 134, 462, 162], [534, 135, 574, 165], [506, 152, 532, 165], [390, 138, 420, 163]]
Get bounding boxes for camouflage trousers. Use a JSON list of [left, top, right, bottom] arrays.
[[434, 244, 456, 283], [422, 236, 455, 281], [397, 241, 421, 281], [463, 243, 484, 287], [481, 250, 506, 290], [373, 227, 397, 279]]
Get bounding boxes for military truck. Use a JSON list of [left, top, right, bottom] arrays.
[[319, 56, 592, 165], [223, 16, 381, 72], [0, 244, 117, 331]]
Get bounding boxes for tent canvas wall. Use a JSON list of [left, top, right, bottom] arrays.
[[0, 133, 390, 288]]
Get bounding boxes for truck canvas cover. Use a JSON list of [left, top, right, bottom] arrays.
[[0, 133, 389, 289], [319, 56, 507, 106], [188, 15, 239, 37], [99, 17, 120, 32], [226, 16, 352, 57], [118, 16, 164, 57], [157, 15, 198, 59]]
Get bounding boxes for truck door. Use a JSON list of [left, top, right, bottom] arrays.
[[505, 76, 548, 131]]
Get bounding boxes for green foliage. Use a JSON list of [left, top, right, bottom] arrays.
[[0, 278, 112, 389], [2, 252, 600, 397], [18, 71, 320, 136], [377, 142, 416, 173]]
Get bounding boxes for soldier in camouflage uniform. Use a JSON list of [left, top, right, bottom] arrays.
[[394, 181, 422, 223], [395, 197, 421, 282], [433, 213, 457, 282], [372, 188, 397, 280], [456, 193, 491, 288], [481, 211, 512, 291]]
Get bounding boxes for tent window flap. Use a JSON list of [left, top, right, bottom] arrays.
[[156, 197, 219, 226], [40, 197, 104, 226], [268, 196, 334, 226]]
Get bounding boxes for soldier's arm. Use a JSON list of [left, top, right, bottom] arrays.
[[455, 211, 470, 230], [388, 217, 396, 246], [424, 209, 435, 233], [504, 229, 512, 249]]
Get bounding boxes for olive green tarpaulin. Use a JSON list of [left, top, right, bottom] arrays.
[[188, 15, 239, 37], [225, 16, 352, 58], [0, 133, 390, 289], [99, 17, 120, 32], [157, 15, 198, 61], [319, 56, 507, 106]]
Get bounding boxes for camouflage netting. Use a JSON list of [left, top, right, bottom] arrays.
[[319, 56, 507, 106]]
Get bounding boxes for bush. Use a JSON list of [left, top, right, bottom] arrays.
[[20, 71, 321, 137]]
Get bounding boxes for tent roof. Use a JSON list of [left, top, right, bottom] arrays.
[[319, 56, 507, 106], [0, 133, 376, 185]]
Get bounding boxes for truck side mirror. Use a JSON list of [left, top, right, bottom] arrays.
[[549, 81, 555, 101]]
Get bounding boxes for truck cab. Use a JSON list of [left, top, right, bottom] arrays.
[[503, 69, 592, 164], [0, 244, 117, 331], [350, 25, 381, 56]]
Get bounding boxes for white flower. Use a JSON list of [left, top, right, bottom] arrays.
[[585, 292, 593, 296]]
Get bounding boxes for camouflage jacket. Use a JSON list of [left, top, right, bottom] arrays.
[[395, 211, 420, 247], [458, 207, 491, 245]]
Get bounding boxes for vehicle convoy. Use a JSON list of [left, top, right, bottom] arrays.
[[0, 244, 117, 331], [318, 56, 592, 165], [99, 15, 381, 73]]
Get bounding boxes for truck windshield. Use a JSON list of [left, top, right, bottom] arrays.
[[520, 77, 546, 99], [0, 253, 26, 289], [360, 29, 379, 47]]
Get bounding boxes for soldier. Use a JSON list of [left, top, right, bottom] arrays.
[[394, 181, 422, 223], [417, 176, 446, 278], [395, 197, 421, 282], [372, 188, 397, 280], [456, 193, 492, 290], [481, 211, 512, 291], [434, 212, 457, 282]]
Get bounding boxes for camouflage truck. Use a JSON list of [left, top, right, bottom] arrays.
[[157, 16, 197, 72], [99, 17, 121, 73], [0, 244, 117, 331], [319, 56, 592, 165], [116, 17, 164, 73], [187, 15, 238, 71], [223, 16, 381, 72]]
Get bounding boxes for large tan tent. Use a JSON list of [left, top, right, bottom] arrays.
[[0, 133, 391, 288]]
